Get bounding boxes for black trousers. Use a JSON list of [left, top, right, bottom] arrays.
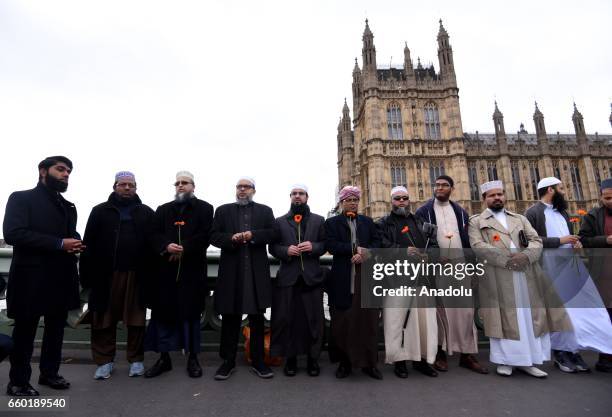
[[9, 311, 67, 386], [219, 314, 264, 365]]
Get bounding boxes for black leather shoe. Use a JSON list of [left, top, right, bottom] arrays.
[[214, 360, 236, 380], [38, 374, 70, 389], [187, 356, 203, 378], [335, 362, 352, 379], [362, 367, 383, 380], [413, 359, 438, 377], [7, 382, 39, 397], [283, 357, 297, 377], [307, 357, 320, 377], [144, 356, 172, 378], [394, 361, 409, 378]]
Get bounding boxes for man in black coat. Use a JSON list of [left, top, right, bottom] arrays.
[[579, 177, 612, 372], [377, 186, 440, 378], [325, 186, 382, 380], [3, 156, 83, 396], [143, 171, 213, 379], [269, 184, 326, 377], [79, 171, 155, 380], [210, 176, 278, 380]]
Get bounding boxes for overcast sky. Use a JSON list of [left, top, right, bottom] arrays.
[[1, 0, 611, 237]]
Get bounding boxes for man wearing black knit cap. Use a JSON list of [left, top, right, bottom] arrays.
[[3, 156, 83, 396]]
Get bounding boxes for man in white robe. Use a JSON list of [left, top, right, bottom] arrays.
[[469, 181, 572, 378], [526, 177, 612, 373]]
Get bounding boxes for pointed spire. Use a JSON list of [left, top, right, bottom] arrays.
[[438, 19, 448, 38], [493, 101, 505, 138], [417, 57, 422, 69], [572, 102, 585, 137], [352, 57, 361, 76], [342, 98, 350, 115], [403, 42, 413, 75], [572, 102, 582, 118], [341, 99, 352, 133], [361, 19, 377, 73], [437, 18, 454, 78], [493, 101, 503, 118], [534, 101, 543, 116]]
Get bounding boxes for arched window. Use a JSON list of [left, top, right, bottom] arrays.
[[387, 104, 403, 139], [511, 161, 523, 200], [570, 162, 584, 201], [468, 162, 480, 201], [429, 160, 445, 193], [487, 161, 499, 181], [424, 103, 441, 139], [391, 161, 407, 188], [529, 161, 541, 200]]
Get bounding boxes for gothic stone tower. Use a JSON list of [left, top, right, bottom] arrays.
[[338, 20, 469, 218], [337, 20, 612, 218]]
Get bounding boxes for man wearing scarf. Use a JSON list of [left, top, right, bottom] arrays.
[[325, 186, 382, 380], [269, 184, 326, 377], [80, 171, 155, 380], [144, 171, 213, 379], [526, 177, 612, 374], [579, 177, 612, 372], [378, 186, 441, 378], [211, 176, 278, 380], [3, 156, 82, 396], [469, 180, 571, 378]]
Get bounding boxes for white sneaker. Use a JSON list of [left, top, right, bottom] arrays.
[[129, 362, 145, 377], [94, 362, 114, 380], [496, 365, 513, 376], [517, 366, 548, 378]]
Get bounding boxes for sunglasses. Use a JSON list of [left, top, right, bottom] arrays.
[[393, 196, 410, 201], [236, 184, 254, 190], [174, 181, 192, 186]]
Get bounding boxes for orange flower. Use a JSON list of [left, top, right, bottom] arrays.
[[346, 211, 356, 219], [293, 214, 303, 223], [401, 226, 410, 234], [493, 234, 501, 242], [569, 217, 580, 223], [577, 209, 587, 216], [174, 221, 185, 226], [445, 232, 454, 239]]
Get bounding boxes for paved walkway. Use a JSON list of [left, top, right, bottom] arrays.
[[0, 350, 610, 417]]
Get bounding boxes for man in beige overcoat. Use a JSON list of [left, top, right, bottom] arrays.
[[468, 180, 571, 378]]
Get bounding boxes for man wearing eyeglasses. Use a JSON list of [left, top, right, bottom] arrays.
[[415, 175, 488, 375], [210, 176, 278, 380], [143, 171, 213, 379], [377, 186, 440, 378], [269, 184, 326, 377], [79, 171, 155, 381]]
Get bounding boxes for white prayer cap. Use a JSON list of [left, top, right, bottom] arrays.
[[391, 186, 408, 197], [290, 183, 308, 194], [237, 176, 256, 189], [537, 177, 561, 190], [176, 170, 194, 183], [480, 180, 503, 195]]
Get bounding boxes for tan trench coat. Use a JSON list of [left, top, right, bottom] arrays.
[[468, 209, 572, 340]]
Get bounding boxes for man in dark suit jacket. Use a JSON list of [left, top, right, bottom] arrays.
[[325, 186, 382, 380], [269, 184, 326, 377], [210, 177, 278, 380], [2, 156, 83, 396]]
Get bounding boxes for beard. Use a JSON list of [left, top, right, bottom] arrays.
[[175, 191, 194, 203], [552, 191, 568, 212], [392, 206, 409, 217], [291, 203, 307, 215], [236, 195, 253, 206], [45, 175, 68, 193], [488, 201, 505, 212]]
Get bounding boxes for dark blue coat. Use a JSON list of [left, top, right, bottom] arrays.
[[415, 198, 471, 248], [324, 214, 381, 310]]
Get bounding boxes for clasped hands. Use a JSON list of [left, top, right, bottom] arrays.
[[287, 241, 313, 257], [231, 231, 253, 244]]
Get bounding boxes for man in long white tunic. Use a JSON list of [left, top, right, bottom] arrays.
[[526, 177, 612, 373], [469, 181, 572, 378]]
